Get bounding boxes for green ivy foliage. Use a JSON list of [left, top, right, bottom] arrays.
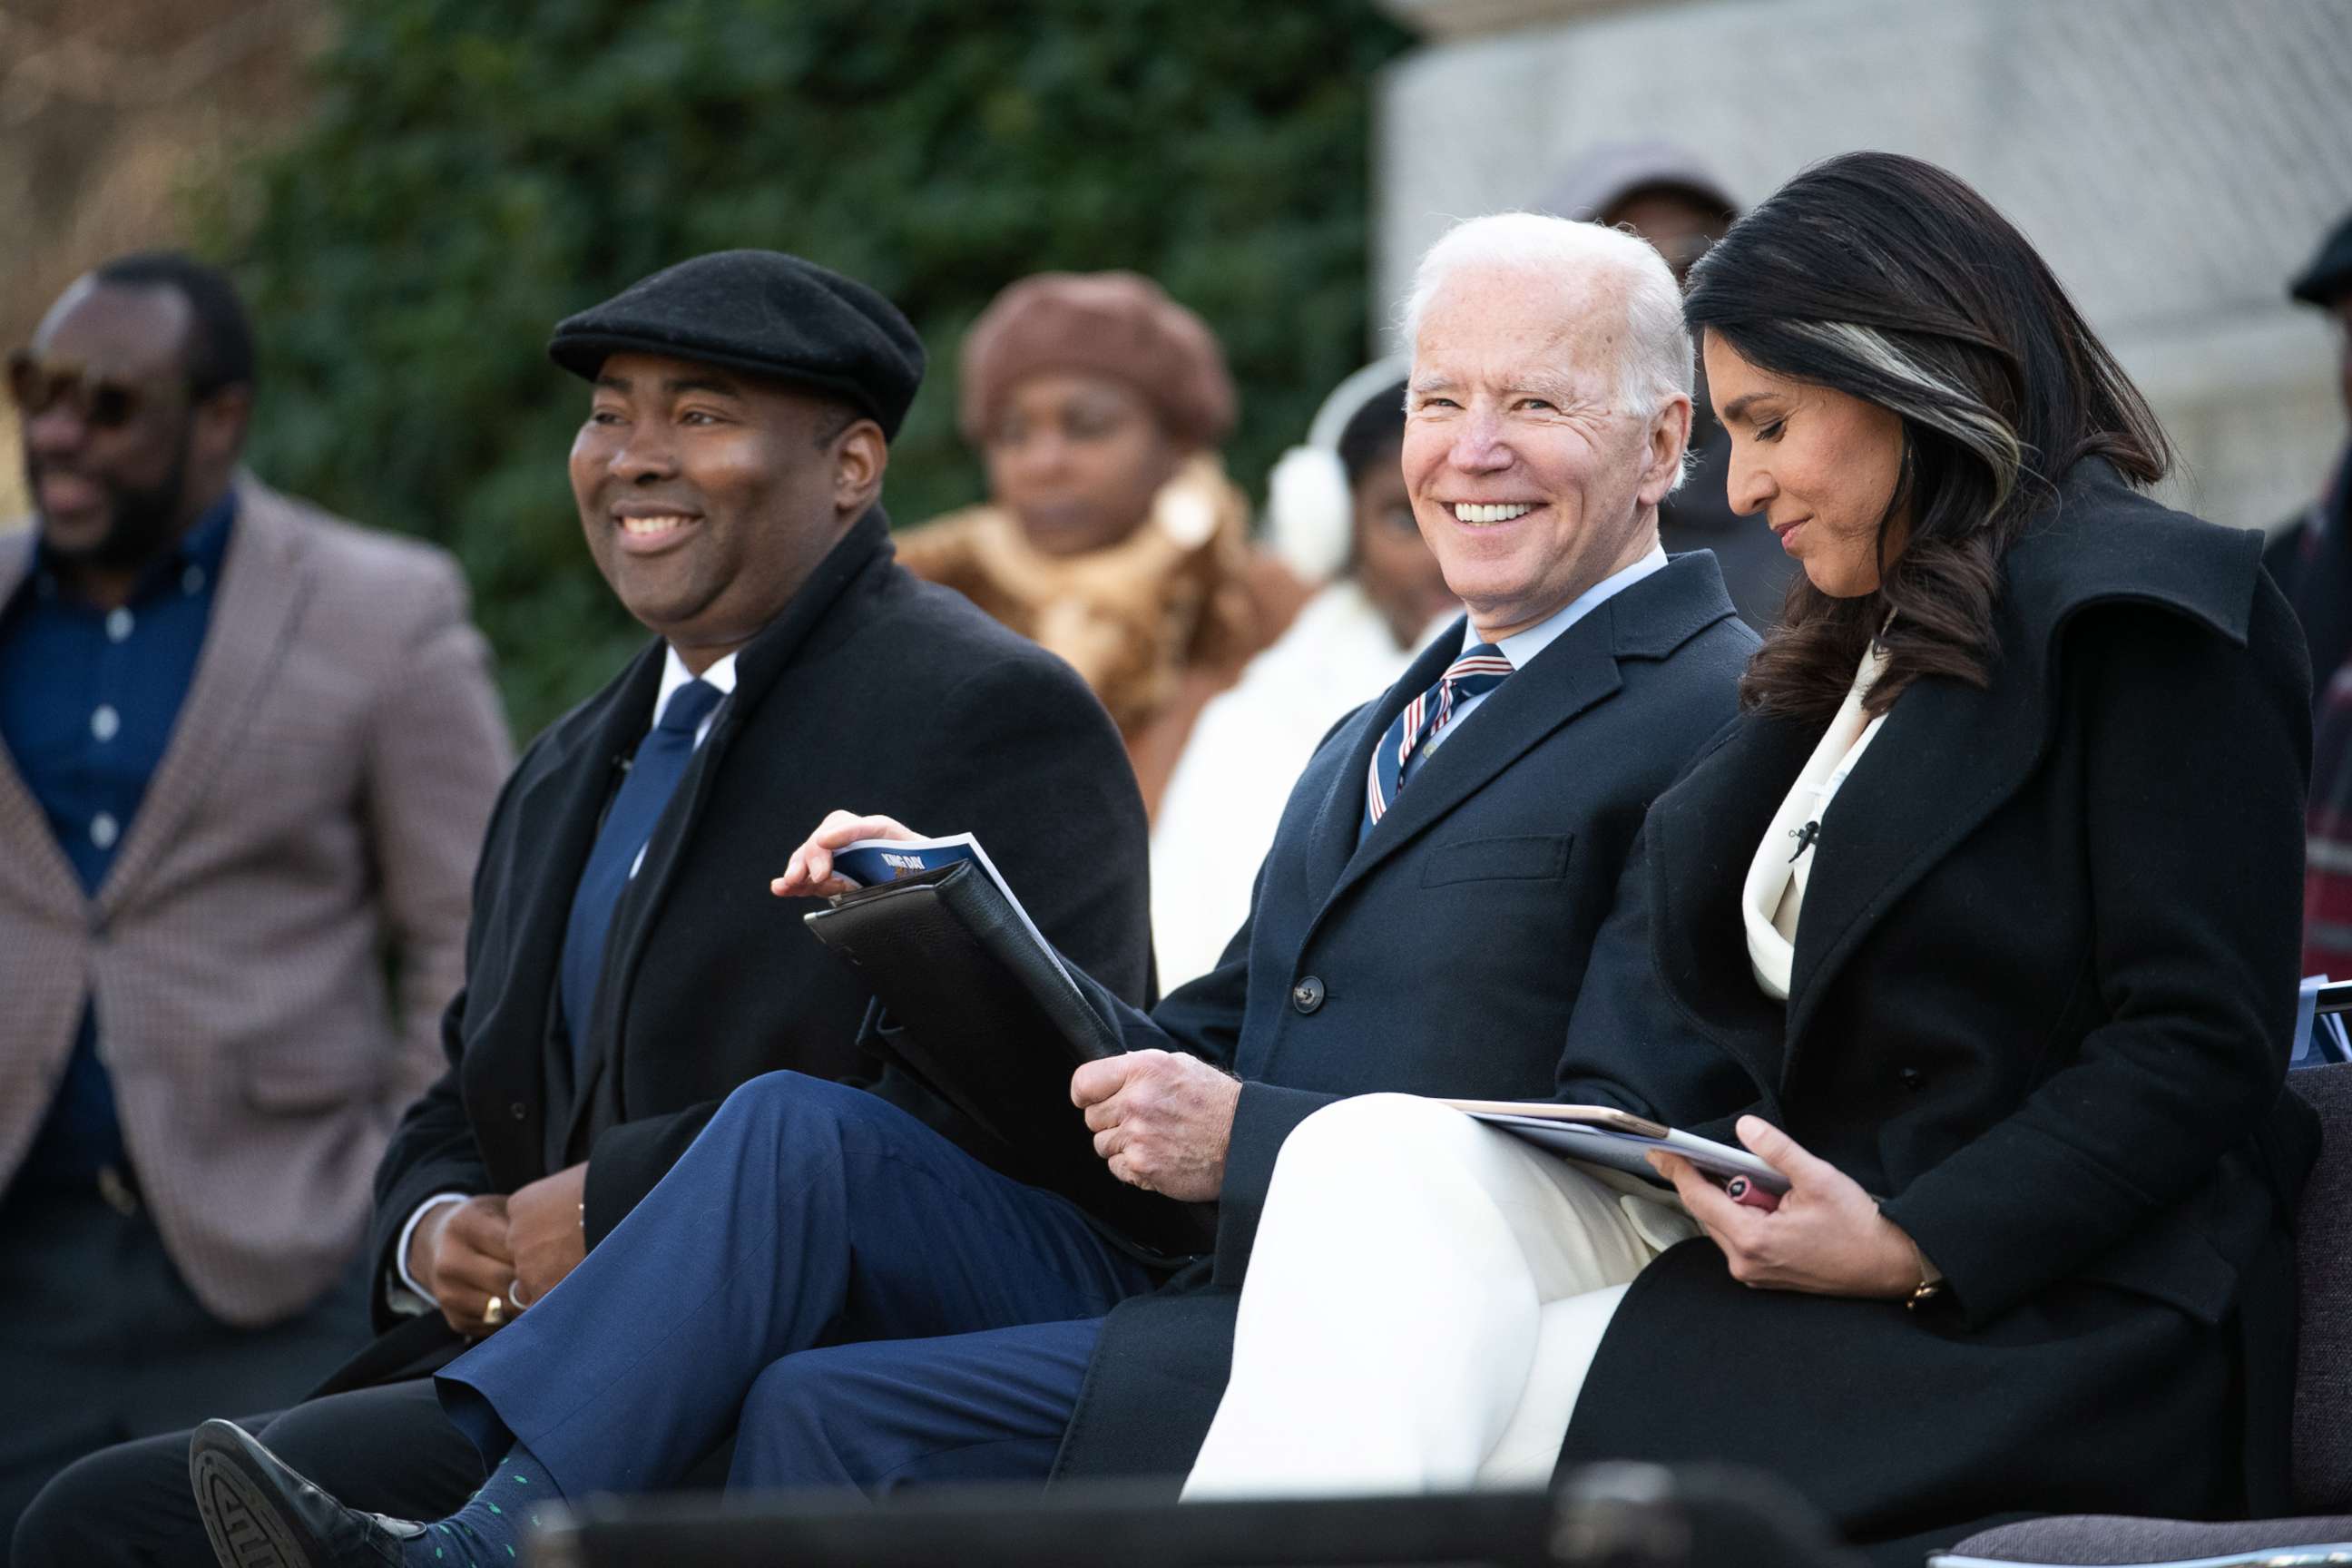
[[211, 0, 1409, 736]]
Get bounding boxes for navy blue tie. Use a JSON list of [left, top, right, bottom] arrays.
[[558, 678, 724, 1065]]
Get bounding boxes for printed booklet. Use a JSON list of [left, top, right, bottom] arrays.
[[1439, 1100, 1791, 1197]]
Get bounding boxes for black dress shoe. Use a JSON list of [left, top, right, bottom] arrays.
[[190, 1418, 428, 1568]]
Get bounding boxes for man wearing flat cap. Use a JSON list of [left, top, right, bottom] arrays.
[[19, 250, 1154, 1567], [170, 214, 1756, 1568]]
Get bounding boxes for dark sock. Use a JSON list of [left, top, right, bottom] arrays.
[[402, 1445, 563, 1566]]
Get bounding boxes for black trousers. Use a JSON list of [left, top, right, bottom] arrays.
[[11, 1379, 482, 1568], [0, 1179, 376, 1564]]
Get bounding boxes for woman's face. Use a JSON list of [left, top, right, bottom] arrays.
[[1350, 440, 1457, 648], [1701, 331, 1908, 599], [982, 371, 1181, 556]]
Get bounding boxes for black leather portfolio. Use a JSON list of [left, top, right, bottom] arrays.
[[804, 862, 1217, 1260]]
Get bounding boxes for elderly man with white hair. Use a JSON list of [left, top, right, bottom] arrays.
[[179, 217, 1756, 1563]]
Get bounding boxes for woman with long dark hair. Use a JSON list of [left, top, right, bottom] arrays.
[[1180, 152, 2318, 1562]]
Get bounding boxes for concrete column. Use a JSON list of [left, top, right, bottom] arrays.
[[1374, 0, 2352, 529]]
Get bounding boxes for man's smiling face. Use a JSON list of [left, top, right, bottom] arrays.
[[570, 352, 877, 665], [1402, 265, 1677, 641]]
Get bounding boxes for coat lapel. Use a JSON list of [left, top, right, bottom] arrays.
[[1778, 671, 2037, 1048], [1302, 622, 1463, 899], [0, 530, 87, 918], [564, 511, 897, 1148], [1319, 605, 1626, 916], [494, 645, 663, 1145], [95, 480, 311, 916], [1777, 461, 2267, 1053], [1640, 713, 1817, 1090]]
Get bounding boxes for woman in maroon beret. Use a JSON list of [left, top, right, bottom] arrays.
[[898, 272, 1307, 816]]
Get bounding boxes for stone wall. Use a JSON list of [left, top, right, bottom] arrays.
[[1374, 0, 2352, 529]]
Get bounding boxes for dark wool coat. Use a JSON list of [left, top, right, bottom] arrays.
[[1553, 460, 2319, 1564], [1051, 554, 1757, 1479], [331, 510, 1152, 1390]]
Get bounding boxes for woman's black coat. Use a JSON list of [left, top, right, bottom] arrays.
[[1550, 460, 2320, 1563]]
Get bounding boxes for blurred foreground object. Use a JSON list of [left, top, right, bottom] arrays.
[[535, 1464, 1861, 1567]]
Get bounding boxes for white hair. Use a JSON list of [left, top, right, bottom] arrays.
[[1398, 211, 1693, 416]]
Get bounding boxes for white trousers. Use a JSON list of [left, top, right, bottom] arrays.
[[1183, 1093, 1698, 1499]]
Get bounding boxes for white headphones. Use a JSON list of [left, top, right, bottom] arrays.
[[1265, 355, 1411, 583]]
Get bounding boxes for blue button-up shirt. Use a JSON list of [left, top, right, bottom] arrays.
[[0, 491, 236, 1191]]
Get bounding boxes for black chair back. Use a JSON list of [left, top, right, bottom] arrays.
[[2290, 1060, 2352, 1512]]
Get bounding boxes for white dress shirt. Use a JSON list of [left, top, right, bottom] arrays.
[[1741, 638, 1889, 1000]]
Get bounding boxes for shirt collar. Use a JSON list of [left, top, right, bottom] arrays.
[[174, 489, 237, 576], [20, 486, 239, 607], [1465, 542, 1670, 669], [654, 643, 740, 727]]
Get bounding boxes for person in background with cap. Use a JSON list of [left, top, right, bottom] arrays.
[[898, 271, 1308, 817], [0, 251, 510, 1548], [2270, 211, 2352, 977], [2264, 210, 2352, 688], [1544, 142, 1797, 632], [17, 250, 1153, 1568], [1150, 362, 1459, 986]]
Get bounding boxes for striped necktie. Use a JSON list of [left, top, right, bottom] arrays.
[[1362, 643, 1513, 838]]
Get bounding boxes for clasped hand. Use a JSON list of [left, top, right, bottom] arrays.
[[1645, 1116, 1926, 1299], [410, 1162, 588, 1338]]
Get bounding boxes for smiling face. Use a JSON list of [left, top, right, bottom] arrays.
[[981, 370, 1182, 556], [19, 279, 245, 593], [1701, 331, 1908, 599], [571, 352, 886, 668], [1402, 266, 1687, 641]]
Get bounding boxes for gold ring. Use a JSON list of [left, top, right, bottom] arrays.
[[484, 1294, 505, 1327]]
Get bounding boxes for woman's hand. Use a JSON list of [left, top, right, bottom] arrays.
[[769, 809, 925, 898], [1646, 1116, 1926, 1299]]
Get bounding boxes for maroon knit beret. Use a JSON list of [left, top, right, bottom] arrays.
[[957, 271, 1237, 449]]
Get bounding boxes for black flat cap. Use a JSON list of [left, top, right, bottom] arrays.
[[549, 250, 926, 437], [2291, 211, 2352, 309]]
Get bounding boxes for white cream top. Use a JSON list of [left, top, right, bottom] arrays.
[[1742, 639, 1891, 1001]]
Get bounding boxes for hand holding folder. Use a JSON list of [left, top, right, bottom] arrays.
[[796, 838, 1219, 1262]]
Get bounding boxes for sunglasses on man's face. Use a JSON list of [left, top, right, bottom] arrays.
[[5, 349, 181, 431]]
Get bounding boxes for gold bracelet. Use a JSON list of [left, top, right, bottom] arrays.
[[1904, 1236, 1944, 1310]]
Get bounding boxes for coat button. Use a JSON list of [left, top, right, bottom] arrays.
[[1897, 1066, 1926, 1093], [509, 1102, 529, 1121], [1291, 975, 1326, 1014]]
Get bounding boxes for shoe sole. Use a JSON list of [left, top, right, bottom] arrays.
[[191, 1430, 317, 1568]]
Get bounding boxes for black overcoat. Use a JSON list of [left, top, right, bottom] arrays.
[[1051, 554, 1757, 1478], [1553, 461, 2320, 1563], [336, 510, 1152, 1387]]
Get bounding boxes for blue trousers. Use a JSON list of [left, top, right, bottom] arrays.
[[727, 1318, 1106, 1494], [436, 1073, 1154, 1497]]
